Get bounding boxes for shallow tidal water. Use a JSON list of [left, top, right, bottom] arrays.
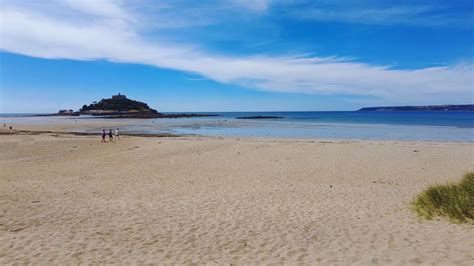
[[1, 111, 473, 142]]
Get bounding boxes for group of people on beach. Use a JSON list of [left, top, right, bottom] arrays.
[[102, 128, 119, 143]]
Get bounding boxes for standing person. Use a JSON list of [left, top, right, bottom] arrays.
[[109, 129, 113, 142], [115, 128, 120, 140], [102, 130, 106, 143]]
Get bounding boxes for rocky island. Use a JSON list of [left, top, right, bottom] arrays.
[[358, 104, 474, 112], [51, 94, 217, 118]]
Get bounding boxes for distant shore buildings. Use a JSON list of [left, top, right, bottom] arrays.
[[58, 109, 75, 114]]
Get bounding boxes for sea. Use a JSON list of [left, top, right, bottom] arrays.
[[1, 111, 473, 142]]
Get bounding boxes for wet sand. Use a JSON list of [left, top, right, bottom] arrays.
[[0, 130, 473, 264]]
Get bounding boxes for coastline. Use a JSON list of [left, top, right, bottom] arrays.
[[1, 127, 473, 264], [0, 129, 183, 138], [1, 124, 473, 145], [1, 112, 473, 142]]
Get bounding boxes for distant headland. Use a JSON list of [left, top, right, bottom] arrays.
[[358, 104, 474, 112], [48, 94, 217, 118]]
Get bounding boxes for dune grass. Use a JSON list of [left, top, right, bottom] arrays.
[[411, 172, 474, 223]]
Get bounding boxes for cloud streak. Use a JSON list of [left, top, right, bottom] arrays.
[[229, 0, 272, 12], [277, 0, 474, 28], [287, 5, 473, 27], [0, 0, 472, 104]]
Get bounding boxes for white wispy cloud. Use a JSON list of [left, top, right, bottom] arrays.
[[284, 2, 473, 27], [229, 0, 272, 12], [62, 0, 131, 20], [0, 0, 472, 104]]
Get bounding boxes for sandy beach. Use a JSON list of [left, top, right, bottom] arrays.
[[1, 129, 473, 264]]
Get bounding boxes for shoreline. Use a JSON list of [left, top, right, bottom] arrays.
[[1, 113, 473, 143], [1, 127, 473, 146], [0, 129, 183, 138]]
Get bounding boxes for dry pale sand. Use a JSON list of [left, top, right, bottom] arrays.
[[0, 131, 473, 264]]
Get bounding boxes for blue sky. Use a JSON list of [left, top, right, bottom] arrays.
[[0, 0, 473, 112]]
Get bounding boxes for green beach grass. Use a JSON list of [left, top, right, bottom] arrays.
[[411, 172, 474, 224]]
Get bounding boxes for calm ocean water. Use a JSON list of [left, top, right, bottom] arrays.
[[1, 111, 473, 142], [192, 111, 474, 127]]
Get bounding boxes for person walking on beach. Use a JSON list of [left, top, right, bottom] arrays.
[[109, 129, 113, 142], [115, 128, 120, 140], [102, 130, 106, 143]]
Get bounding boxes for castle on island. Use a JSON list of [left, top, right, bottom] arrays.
[[111, 93, 127, 100]]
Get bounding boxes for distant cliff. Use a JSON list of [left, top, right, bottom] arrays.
[[358, 104, 474, 112]]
